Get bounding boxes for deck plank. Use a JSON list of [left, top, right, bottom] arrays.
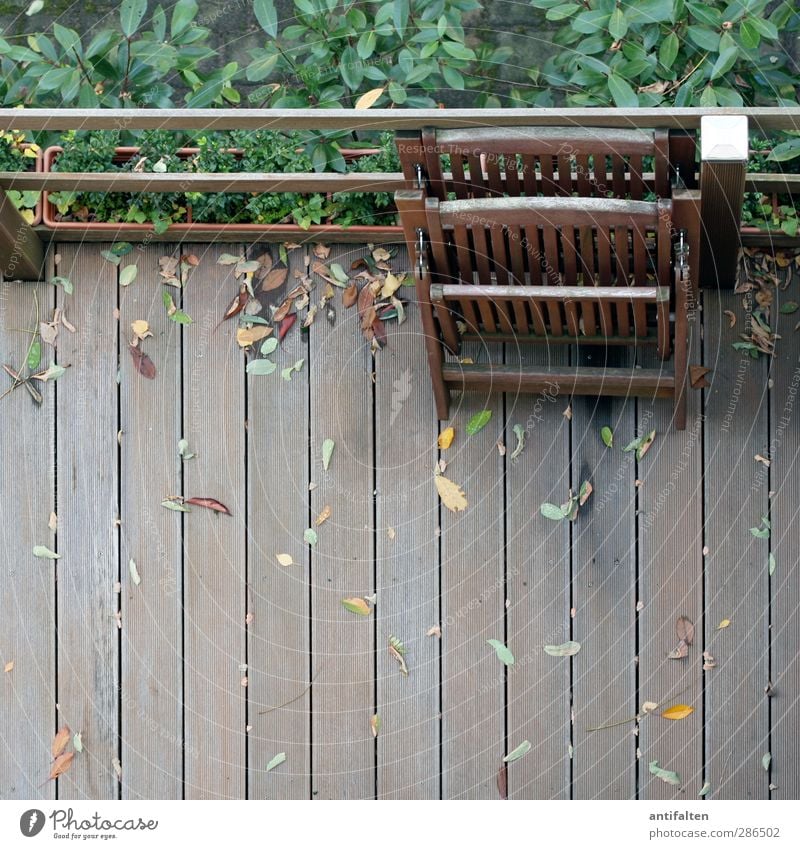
[[638, 310, 704, 800], [440, 351, 505, 799], [0, 276, 56, 800], [505, 351, 571, 800], [571, 358, 636, 800], [118, 244, 183, 799], [309, 245, 375, 799], [247, 245, 311, 800], [54, 244, 120, 799], [374, 249, 441, 799], [769, 272, 800, 801], [182, 243, 246, 799], [703, 289, 770, 799]]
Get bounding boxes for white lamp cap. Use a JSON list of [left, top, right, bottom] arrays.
[[701, 115, 749, 161]]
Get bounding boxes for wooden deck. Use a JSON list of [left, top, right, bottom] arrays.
[[0, 240, 798, 801]]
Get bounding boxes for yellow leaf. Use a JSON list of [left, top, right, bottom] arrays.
[[4, 660, 13, 673], [20, 209, 34, 224], [315, 505, 331, 526], [237, 325, 272, 348], [131, 320, 152, 341], [438, 427, 455, 450], [275, 553, 295, 567], [718, 618, 731, 630], [355, 87, 385, 109], [434, 474, 468, 513], [380, 272, 404, 299], [342, 597, 371, 616], [661, 704, 695, 721], [23, 146, 39, 158]]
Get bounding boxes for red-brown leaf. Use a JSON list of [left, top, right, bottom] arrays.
[[49, 752, 74, 781], [372, 316, 387, 346], [278, 314, 296, 342], [184, 497, 231, 516], [343, 282, 358, 308], [222, 289, 248, 322], [52, 726, 70, 759], [261, 262, 288, 292], [129, 344, 156, 379], [497, 762, 508, 800], [357, 283, 375, 320], [273, 297, 294, 324]]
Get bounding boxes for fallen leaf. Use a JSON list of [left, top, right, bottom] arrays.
[[388, 636, 409, 676], [724, 310, 737, 328], [322, 438, 335, 471], [48, 512, 58, 532], [303, 528, 318, 547], [689, 365, 711, 389], [544, 641, 581, 657], [466, 409, 492, 436], [184, 497, 231, 515], [32, 545, 59, 560], [342, 597, 371, 616], [387, 527, 395, 541], [578, 480, 592, 506], [128, 558, 141, 586], [342, 282, 359, 309], [510, 424, 526, 459], [247, 359, 277, 376], [217, 253, 240, 266], [370, 714, 381, 738], [497, 763, 508, 800], [503, 740, 531, 763], [754, 454, 770, 467], [487, 639, 515, 666], [703, 650, 716, 670], [717, 618, 731, 630], [266, 752, 286, 772], [699, 780, 711, 797], [72, 732, 83, 753], [434, 474, 468, 512], [668, 641, 689, 659], [111, 757, 122, 779], [161, 498, 190, 513], [762, 752, 771, 771], [661, 704, 694, 721], [563, 404, 572, 420], [4, 661, 13, 673], [261, 263, 289, 292], [676, 615, 695, 646], [649, 759, 681, 786], [119, 265, 138, 287], [768, 553, 776, 575], [52, 726, 71, 758], [315, 505, 332, 526], [313, 243, 330, 260], [540, 502, 565, 521], [131, 320, 151, 341], [426, 624, 441, 639], [779, 302, 799, 314], [221, 289, 248, 322], [129, 344, 156, 379], [438, 427, 455, 450], [601, 426, 613, 447], [48, 752, 74, 781], [355, 87, 385, 109], [278, 314, 296, 342], [276, 553, 295, 567], [237, 325, 272, 348], [641, 701, 659, 714], [178, 439, 195, 460]]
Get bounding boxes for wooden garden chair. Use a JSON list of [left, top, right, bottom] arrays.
[[396, 126, 697, 202], [395, 189, 694, 430]]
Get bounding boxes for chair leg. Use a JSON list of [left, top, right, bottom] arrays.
[[674, 378, 687, 431]]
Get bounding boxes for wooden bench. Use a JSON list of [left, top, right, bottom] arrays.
[[395, 190, 693, 430]]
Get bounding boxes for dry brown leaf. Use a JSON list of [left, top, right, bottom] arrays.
[[372, 246, 391, 262], [434, 474, 468, 513], [426, 624, 442, 639], [342, 597, 371, 616], [355, 87, 385, 109], [668, 641, 689, 660], [689, 365, 711, 389], [129, 344, 156, 379], [497, 762, 508, 800], [388, 642, 409, 676], [676, 615, 695, 646], [236, 325, 272, 348], [52, 726, 71, 758], [4, 660, 13, 673], [315, 505, 332, 526], [261, 263, 289, 292], [755, 454, 771, 467], [131, 320, 151, 341], [438, 427, 455, 450], [563, 404, 572, 421], [48, 751, 74, 781], [387, 527, 395, 540], [381, 272, 404, 299], [724, 309, 737, 328], [703, 650, 716, 670], [48, 511, 58, 532], [343, 282, 358, 308], [579, 481, 593, 506], [40, 320, 58, 347], [313, 243, 330, 260], [641, 701, 659, 714]]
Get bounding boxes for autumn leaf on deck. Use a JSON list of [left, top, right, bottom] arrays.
[[266, 752, 286, 772], [4, 661, 13, 673], [503, 740, 531, 763], [601, 426, 613, 448], [185, 497, 231, 515], [51, 726, 71, 758], [370, 714, 381, 737], [129, 344, 156, 379], [543, 641, 581, 657], [261, 263, 289, 293], [322, 438, 335, 471], [32, 545, 59, 560], [661, 704, 694, 721], [466, 409, 492, 436], [487, 639, 514, 666], [649, 760, 680, 787], [623, 429, 656, 461], [48, 752, 74, 781], [276, 553, 295, 567], [510, 424, 526, 459], [438, 427, 455, 450], [497, 763, 508, 799], [388, 635, 408, 676], [676, 615, 695, 645], [434, 473, 467, 513], [342, 597, 371, 616]]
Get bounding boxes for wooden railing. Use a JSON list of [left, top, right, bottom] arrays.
[[0, 107, 798, 283]]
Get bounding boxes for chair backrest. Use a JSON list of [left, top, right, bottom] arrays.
[[397, 126, 674, 203], [417, 193, 673, 344]]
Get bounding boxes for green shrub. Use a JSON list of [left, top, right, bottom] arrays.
[[0, 130, 41, 221]]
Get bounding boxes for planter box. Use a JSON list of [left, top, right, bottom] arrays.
[[42, 145, 403, 242], [6, 143, 43, 227]]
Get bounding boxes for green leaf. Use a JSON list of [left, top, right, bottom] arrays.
[[162, 499, 191, 513], [37, 361, 66, 382], [546, 3, 580, 22], [739, 18, 761, 50], [503, 740, 532, 763], [510, 424, 526, 460], [303, 528, 318, 547], [171, 0, 198, 37], [32, 545, 59, 560], [101, 250, 122, 265], [341, 597, 371, 616], [687, 26, 720, 52], [749, 16, 778, 41], [51, 276, 73, 295], [177, 438, 195, 460], [768, 139, 800, 163], [607, 73, 639, 107], [544, 641, 581, 657], [649, 759, 681, 786], [26, 339, 41, 371], [120, 0, 147, 37], [261, 338, 278, 356], [246, 359, 277, 376], [540, 502, 565, 521], [441, 40, 476, 61], [487, 639, 514, 666], [25, 0, 44, 15], [393, 0, 410, 36], [698, 780, 711, 797], [608, 8, 628, 40], [659, 32, 679, 69], [466, 409, 492, 436], [780, 302, 799, 314], [357, 30, 377, 60], [266, 752, 286, 772], [768, 553, 776, 576], [129, 558, 141, 586], [119, 265, 138, 287], [601, 426, 613, 448], [253, 0, 278, 37], [710, 44, 739, 81], [322, 438, 335, 471], [762, 751, 771, 771]]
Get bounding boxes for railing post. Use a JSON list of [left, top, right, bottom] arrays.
[[699, 114, 748, 290], [0, 187, 44, 281]]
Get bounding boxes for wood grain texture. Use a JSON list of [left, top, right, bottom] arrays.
[[769, 275, 800, 801], [638, 308, 704, 800], [505, 348, 571, 799], [0, 274, 55, 799], [309, 245, 375, 799], [703, 290, 769, 799], [118, 245, 183, 799], [247, 245, 311, 800], [374, 251, 440, 799], [571, 354, 636, 799], [440, 346, 505, 799], [55, 243, 119, 799], [182, 244, 246, 799]]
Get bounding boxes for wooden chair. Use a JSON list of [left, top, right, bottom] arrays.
[[397, 126, 697, 203], [395, 189, 694, 430]]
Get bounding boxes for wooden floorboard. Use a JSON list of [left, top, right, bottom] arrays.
[[182, 243, 247, 799], [55, 244, 120, 800], [246, 244, 311, 800], [309, 245, 375, 799], [119, 244, 183, 800], [571, 357, 637, 800], [374, 249, 441, 800], [505, 348, 571, 800], [703, 290, 770, 799], [0, 276, 56, 800]]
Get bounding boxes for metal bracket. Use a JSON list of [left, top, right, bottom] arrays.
[[416, 227, 426, 279], [415, 163, 424, 190]]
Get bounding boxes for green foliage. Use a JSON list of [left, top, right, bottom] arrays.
[[0, 130, 40, 219], [528, 0, 800, 107]]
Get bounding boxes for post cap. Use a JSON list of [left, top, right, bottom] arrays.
[[700, 115, 749, 161]]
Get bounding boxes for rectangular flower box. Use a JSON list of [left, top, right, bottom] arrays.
[[5, 142, 43, 227]]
